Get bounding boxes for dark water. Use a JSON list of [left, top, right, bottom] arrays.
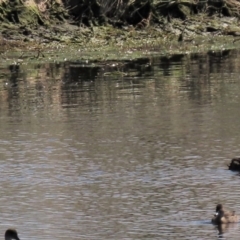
[[0, 49, 240, 239]]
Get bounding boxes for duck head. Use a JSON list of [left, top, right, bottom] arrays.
[[5, 229, 20, 240]]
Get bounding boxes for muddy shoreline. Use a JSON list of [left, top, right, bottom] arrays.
[[1, 0, 240, 63]]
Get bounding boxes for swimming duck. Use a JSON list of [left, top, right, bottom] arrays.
[[228, 158, 240, 171], [5, 229, 20, 240], [212, 204, 239, 224]]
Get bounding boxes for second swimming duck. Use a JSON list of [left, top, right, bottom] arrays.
[[212, 204, 239, 224]]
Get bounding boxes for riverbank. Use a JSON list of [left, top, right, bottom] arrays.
[[1, 0, 240, 64]]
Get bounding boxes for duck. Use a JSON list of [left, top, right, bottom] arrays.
[[5, 229, 20, 240], [228, 158, 240, 171], [212, 204, 239, 224]]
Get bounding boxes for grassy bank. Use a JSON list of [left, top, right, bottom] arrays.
[[1, 0, 240, 63]]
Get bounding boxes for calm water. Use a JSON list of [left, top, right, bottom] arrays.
[[0, 49, 240, 239]]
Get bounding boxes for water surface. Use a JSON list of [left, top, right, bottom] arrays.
[[0, 50, 240, 239]]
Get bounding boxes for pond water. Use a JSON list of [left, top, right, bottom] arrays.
[[0, 49, 240, 239]]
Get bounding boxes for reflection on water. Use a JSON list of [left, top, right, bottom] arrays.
[[215, 223, 239, 237], [0, 49, 240, 239]]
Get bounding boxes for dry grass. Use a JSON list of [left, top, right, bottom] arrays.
[[226, 0, 240, 16], [98, 0, 126, 16]]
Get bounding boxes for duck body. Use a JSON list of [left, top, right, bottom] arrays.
[[212, 204, 239, 224], [228, 158, 240, 171]]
